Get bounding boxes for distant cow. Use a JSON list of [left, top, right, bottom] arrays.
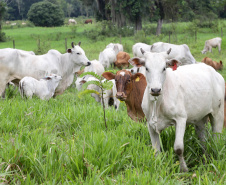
[[106, 43, 123, 53], [68, 19, 77, 25], [201, 37, 222, 54], [99, 47, 118, 68], [102, 69, 147, 122], [11, 23, 16, 26], [114, 52, 130, 69], [202, 57, 223, 71], [22, 22, 26, 25], [151, 42, 196, 65], [85, 19, 92, 24], [19, 74, 62, 100], [132, 43, 152, 58]]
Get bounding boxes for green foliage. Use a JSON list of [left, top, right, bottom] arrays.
[[27, 1, 64, 27]]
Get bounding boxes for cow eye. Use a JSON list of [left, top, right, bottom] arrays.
[[77, 53, 80, 55], [146, 67, 149, 72], [163, 67, 166, 72], [127, 79, 131, 83]]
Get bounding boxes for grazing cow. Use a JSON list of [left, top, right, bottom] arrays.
[[0, 42, 90, 97], [19, 74, 62, 100], [99, 47, 118, 68], [11, 23, 16, 26], [129, 48, 225, 172], [68, 19, 77, 25], [201, 37, 222, 54], [85, 19, 92, 24], [114, 52, 130, 69], [151, 42, 196, 65], [102, 69, 147, 122], [21, 22, 26, 25], [106, 43, 123, 52], [201, 57, 223, 71], [132, 43, 152, 58]]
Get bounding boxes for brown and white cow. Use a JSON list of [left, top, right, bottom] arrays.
[[102, 69, 146, 122], [85, 19, 92, 24], [114, 52, 130, 69], [202, 57, 223, 71]]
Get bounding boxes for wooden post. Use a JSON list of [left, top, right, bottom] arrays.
[[13, 40, 15, 48], [221, 27, 223, 38], [169, 31, 171, 43], [65, 38, 67, 51]]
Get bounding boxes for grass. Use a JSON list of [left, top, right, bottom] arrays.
[[0, 20, 226, 184]]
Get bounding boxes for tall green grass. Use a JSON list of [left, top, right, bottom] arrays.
[[0, 20, 226, 184]]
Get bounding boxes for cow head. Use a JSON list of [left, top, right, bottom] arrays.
[[129, 48, 180, 97], [201, 49, 207, 54], [102, 69, 143, 101], [67, 42, 91, 71]]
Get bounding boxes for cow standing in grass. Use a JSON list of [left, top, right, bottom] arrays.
[[201, 37, 222, 54]]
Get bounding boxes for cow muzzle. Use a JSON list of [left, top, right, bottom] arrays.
[[150, 88, 161, 96], [86, 61, 91, 66], [116, 92, 127, 101]]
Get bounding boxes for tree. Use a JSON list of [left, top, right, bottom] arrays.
[[0, 1, 6, 42], [27, 1, 64, 27]]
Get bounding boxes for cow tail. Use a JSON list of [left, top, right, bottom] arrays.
[[19, 81, 24, 98]]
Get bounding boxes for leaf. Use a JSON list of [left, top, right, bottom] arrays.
[[102, 81, 113, 90], [105, 69, 118, 74], [80, 72, 102, 80], [81, 80, 102, 90], [78, 89, 100, 99]]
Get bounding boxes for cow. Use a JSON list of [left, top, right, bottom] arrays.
[[21, 22, 26, 25], [11, 23, 16, 26], [130, 66, 146, 77], [225, 84, 226, 128], [19, 74, 62, 100], [68, 19, 77, 25], [106, 43, 123, 52], [0, 42, 90, 97], [85, 19, 92, 24], [129, 48, 225, 172], [99, 47, 118, 68], [102, 69, 147, 122], [150, 42, 196, 65], [83, 60, 105, 76], [201, 57, 223, 71], [132, 43, 152, 58], [114, 52, 130, 69], [201, 37, 222, 54]]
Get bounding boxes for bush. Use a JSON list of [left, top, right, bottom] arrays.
[[27, 1, 64, 27], [0, 31, 6, 42]]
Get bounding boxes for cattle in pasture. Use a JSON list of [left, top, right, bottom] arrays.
[[102, 69, 147, 122], [150, 42, 196, 65], [83, 60, 105, 76], [106, 43, 123, 52], [22, 22, 26, 25], [0, 42, 90, 97], [132, 43, 152, 58], [85, 19, 92, 24], [68, 19, 77, 25], [19, 74, 62, 100], [201, 57, 223, 71], [114, 52, 130, 69], [201, 37, 222, 54], [99, 47, 118, 68], [11, 23, 16, 26], [5, 21, 10, 24], [129, 48, 225, 172]]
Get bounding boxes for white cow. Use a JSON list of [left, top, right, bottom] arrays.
[[19, 74, 62, 100], [201, 37, 222, 54], [0, 42, 90, 96], [68, 19, 77, 25], [83, 60, 105, 76], [129, 48, 224, 172], [106, 43, 123, 53], [151, 42, 196, 65], [132, 43, 152, 58], [99, 48, 117, 68]]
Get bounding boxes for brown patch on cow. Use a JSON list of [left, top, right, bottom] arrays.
[[85, 19, 92, 24], [114, 52, 130, 69], [129, 57, 145, 67], [202, 57, 223, 71], [75, 69, 85, 76], [102, 72, 115, 80]]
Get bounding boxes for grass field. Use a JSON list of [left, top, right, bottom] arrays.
[[0, 20, 226, 184]]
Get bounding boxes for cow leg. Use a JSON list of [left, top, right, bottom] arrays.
[[174, 119, 188, 172], [195, 117, 208, 153], [0, 82, 8, 99], [148, 122, 161, 153], [218, 45, 221, 54], [209, 109, 224, 134]]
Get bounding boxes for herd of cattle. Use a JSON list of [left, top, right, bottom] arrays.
[[0, 36, 224, 172]]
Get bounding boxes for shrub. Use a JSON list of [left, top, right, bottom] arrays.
[[27, 1, 64, 27], [0, 31, 6, 42]]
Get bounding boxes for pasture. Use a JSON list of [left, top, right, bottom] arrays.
[[0, 20, 226, 184]]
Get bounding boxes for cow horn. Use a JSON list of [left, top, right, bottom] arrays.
[[71, 42, 75, 48], [167, 48, 172, 55], [140, 48, 145, 55], [78, 41, 81, 46]]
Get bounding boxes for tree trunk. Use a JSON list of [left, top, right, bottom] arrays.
[[135, 15, 142, 32], [156, 19, 163, 36]]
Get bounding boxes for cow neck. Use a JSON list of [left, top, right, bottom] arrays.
[[60, 53, 77, 76]]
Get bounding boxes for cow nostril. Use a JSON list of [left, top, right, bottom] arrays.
[[87, 61, 91, 66], [151, 88, 161, 93]]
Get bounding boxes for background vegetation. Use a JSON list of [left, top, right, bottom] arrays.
[[0, 19, 225, 184]]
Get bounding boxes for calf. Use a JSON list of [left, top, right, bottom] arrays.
[[114, 52, 130, 69], [201, 57, 223, 71], [102, 69, 147, 122], [201, 37, 222, 54], [19, 74, 62, 100]]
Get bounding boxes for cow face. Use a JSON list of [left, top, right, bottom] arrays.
[[102, 70, 141, 101], [129, 48, 178, 97], [67, 42, 90, 69]]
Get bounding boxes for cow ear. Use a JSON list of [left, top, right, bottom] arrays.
[[102, 72, 115, 80], [78, 41, 81, 46], [220, 60, 223, 65], [80, 80, 86, 84], [131, 73, 144, 82], [129, 57, 145, 67], [166, 59, 181, 71], [67, 49, 72, 53], [45, 77, 52, 80]]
